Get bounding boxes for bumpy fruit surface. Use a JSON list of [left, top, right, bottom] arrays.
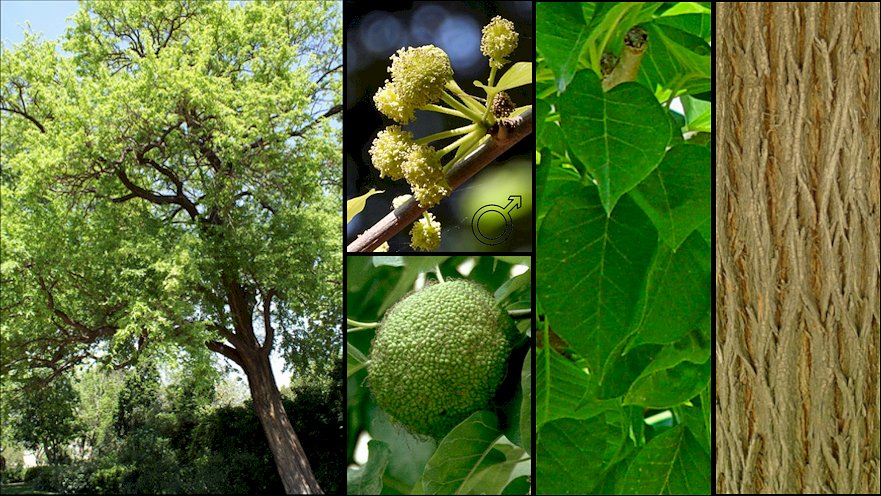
[[368, 280, 513, 438]]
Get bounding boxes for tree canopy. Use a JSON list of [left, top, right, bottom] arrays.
[[1, 1, 341, 493], [1, 0, 341, 384]]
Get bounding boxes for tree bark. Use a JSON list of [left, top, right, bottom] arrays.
[[238, 343, 323, 494], [717, 3, 880, 494], [208, 275, 323, 494]]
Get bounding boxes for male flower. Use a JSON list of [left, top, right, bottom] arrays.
[[404, 144, 449, 208], [374, 45, 453, 124], [481, 16, 518, 69], [369, 126, 415, 180], [410, 212, 441, 251]]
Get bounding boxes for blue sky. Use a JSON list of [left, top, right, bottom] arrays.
[[1, 0, 79, 46]]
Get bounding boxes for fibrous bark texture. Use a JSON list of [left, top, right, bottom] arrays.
[[717, 2, 881, 494]]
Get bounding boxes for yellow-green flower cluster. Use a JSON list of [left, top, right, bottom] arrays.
[[392, 194, 412, 209], [374, 45, 453, 124], [369, 129, 450, 208], [481, 16, 518, 69], [410, 212, 441, 251], [369, 126, 414, 180], [404, 144, 450, 208], [373, 85, 416, 125]]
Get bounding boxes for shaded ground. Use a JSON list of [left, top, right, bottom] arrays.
[[0, 482, 56, 495]]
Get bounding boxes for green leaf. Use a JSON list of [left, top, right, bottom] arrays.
[[494, 271, 531, 312], [681, 95, 712, 132], [684, 106, 711, 132], [629, 232, 710, 347], [536, 3, 589, 92], [367, 406, 436, 491], [494, 62, 533, 91], [697, 218, 710, 245], [559, 71, 671, 213], [536, 98, 566, 154], [536, 415, 625, 495], [346, 439, 391, 495], [630, 144, 711, 250], [346, 343, 368, 378], [536, 154, 582, 232], [660, 2, 711, 16], [493, 255, 531, 266], [502, 475, 530, 495], [537, 186, 658, 371], [536, 346, 618, 430], [537, 347, 587, 429], [598, 339, 660, 399], [420, 411, 503, 495], [638, 22, 711, 100], [623, 332, 710, 409], [458, 438, 530, 495], [677, 391, 710, 454], [371, 256, 406, 267], [655, 13, 711, 43], [347, 188, 384, 224], [701, 386, 711, 451], [619, 425, 710, 495], [520, 350, 532, 456], [375, 256, 450, 316]]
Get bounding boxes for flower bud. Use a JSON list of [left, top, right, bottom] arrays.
[[373, 83, 417, 124], [404, 144, 449, 208], [369, 126, 415, 180], [389, 45, 454, 108], [481, 16, 518, 69], [392, 194, 412, 209], [410, 212, 441, 251]]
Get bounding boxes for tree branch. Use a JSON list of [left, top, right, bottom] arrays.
[[206, 340, 244, 367], [347, 107, 533, 252], [314, 63, 342, 87], [289, 104, 342, 138], [114, 168, 199, 220], [261, 288, 276, 356], [0, 105, 47, 133]]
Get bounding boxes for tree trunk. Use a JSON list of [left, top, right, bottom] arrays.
[[239, 346, 323, 495], [717, 3, 880, 494]]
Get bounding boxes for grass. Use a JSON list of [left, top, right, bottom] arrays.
[[0, 482, 57, 495]]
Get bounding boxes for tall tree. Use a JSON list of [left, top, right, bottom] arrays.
[[8, 374, 80, 465], [717, 3, 880, 494], [0, 1, 341, 493]]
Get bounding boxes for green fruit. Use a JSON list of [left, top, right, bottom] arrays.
[[368, 280, 514, 438]]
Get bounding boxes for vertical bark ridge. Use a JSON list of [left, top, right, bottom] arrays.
[[717, 3, 880, 493]]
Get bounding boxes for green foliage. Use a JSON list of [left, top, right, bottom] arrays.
[[347, 256, 531, 494], [114, 360, 161, 437], [90, 464, 126, 494], [536, 2, 711, 494], [0, 0, 341, 385], [26, 465, 63, 492], [347, 440, 390, 495], [19, 461, 124, 494], [9, 376, 81, 465]]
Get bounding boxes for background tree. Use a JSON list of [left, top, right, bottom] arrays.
[[0, 1, 342, 493], [717, 3, 880, 493], [8, 374, 81, 465]]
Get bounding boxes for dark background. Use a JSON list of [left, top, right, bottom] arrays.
[[344, 1, 534, 252]]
